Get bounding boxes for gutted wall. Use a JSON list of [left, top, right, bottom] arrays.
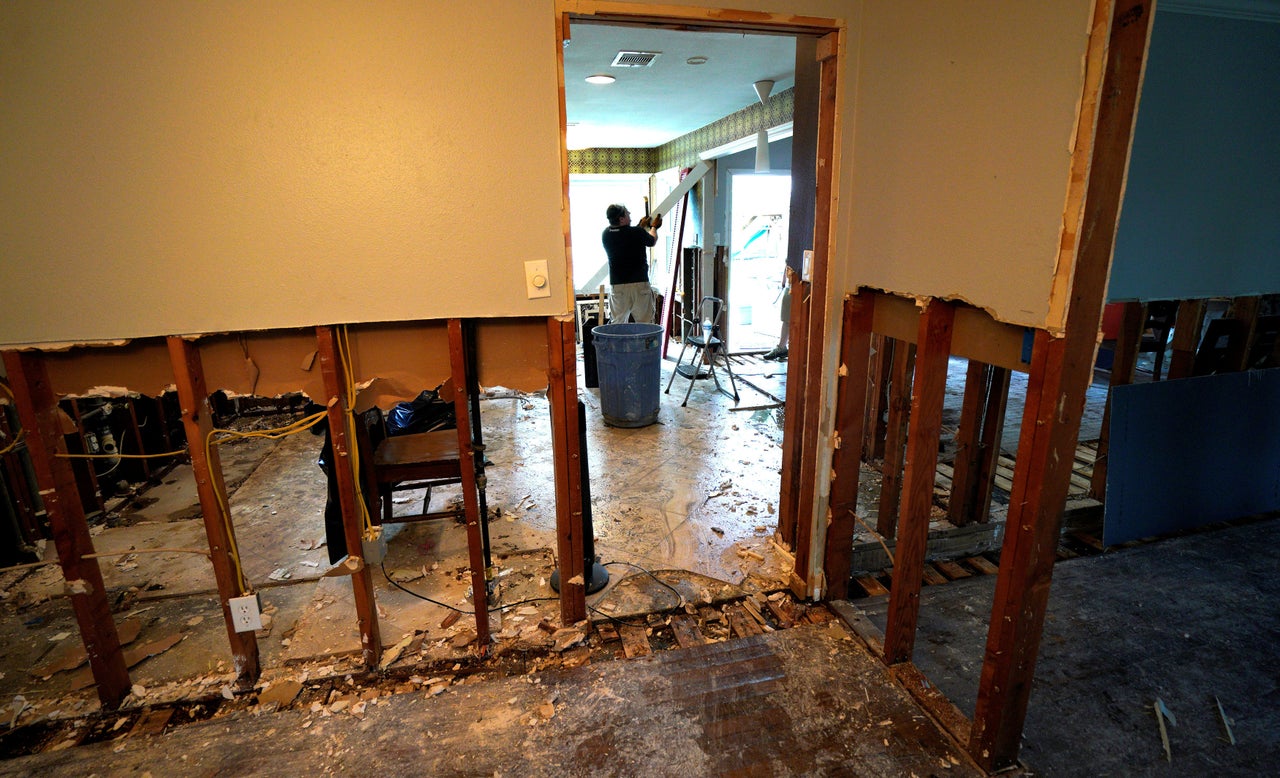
[[844, 0, 1095, 330], [0, 0, 568, 346], [1109, 9, 1280, 302]]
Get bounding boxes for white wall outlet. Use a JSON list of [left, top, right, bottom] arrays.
[[229, 593, 263, 633], [803, 250, 815, 282], [525, 259, 551, 299], [362, 526, 386, 565]]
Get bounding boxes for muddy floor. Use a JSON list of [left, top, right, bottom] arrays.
[[0, 348, 1175, 775]]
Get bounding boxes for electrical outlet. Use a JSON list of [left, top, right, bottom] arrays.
[[362, 527, 386, 565], [524, 259, 551, 299], [229, 593, 263, 633]]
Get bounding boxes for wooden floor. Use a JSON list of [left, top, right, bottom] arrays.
[[2, 621, 984, 777]]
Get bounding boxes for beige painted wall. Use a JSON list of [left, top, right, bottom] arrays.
[[2, 0, 1094, 348], [0, 0, 569, 347], [845, 0, 1095, 330]]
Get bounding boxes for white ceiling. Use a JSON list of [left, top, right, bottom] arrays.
[[563, 22, 797, 150]]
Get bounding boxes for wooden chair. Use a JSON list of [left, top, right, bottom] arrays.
[[353, 407, 479, 529]]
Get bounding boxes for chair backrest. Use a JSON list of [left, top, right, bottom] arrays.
[[352, 407, 385, 515]]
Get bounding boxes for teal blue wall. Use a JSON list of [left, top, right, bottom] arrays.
[[1110, 11, 1280, 301]]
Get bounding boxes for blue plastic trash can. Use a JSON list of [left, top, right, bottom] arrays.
[[592, 323, 663, 428]]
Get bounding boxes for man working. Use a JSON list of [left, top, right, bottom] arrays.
[[602, 203, 661, 323]]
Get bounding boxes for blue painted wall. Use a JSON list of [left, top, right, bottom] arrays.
[[1103, 368, 1280, 545], [1109, 11, 1280, 301]]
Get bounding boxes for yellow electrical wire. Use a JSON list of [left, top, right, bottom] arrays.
[[204, 409, 329, 592], [57, 449, 188, 460], [337, 325, 377, 539], [0, 378, 333, 593], [0, 430, 24, 457]]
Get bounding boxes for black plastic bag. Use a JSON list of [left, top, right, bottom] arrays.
[[386, 385, 455, 436]]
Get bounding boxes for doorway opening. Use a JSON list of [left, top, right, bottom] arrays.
[[558, 5, 838, 604], [727, 171, 791, 352]]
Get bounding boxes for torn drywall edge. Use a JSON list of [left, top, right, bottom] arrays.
[[861, 287, 1031, 370], [38, 318, 553, 402], [1045, 0, 1113, 337]]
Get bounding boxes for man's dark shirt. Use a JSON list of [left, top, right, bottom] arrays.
[[603, 225, 658, 285]]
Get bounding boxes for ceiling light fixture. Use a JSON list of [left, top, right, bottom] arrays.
[[585, 74, 616, 85], [686, 56, 708, 65]]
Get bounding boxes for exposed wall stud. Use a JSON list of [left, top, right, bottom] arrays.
[[882, 300, 955, 665], [315, 326, 382, 669], [2, 350, 130, 707], [166, 337, 261, 688]]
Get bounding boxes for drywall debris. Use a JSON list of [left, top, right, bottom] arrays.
[[1154, 697, 1175, 762], [258, 680, 303, 709], [8, 696, 32, 729], [378, 633, 418, 670], [1215, 696, 1236, 746], [552, 626, 588, 653]]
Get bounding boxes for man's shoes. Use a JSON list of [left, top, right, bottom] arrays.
[[763, 346, 788, 361]]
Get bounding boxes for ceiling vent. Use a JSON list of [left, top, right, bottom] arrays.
[[611, 50, 661, 68]]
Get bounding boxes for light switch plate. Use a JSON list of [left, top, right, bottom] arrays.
[[525, 260, 551, 299]]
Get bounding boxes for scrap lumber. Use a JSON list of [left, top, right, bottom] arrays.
[[922, 564, 948, 586], [826, 600, 885, 655], [618, 625, 652, 658], [764, 598, 796, 628], [855, 575, 889, 598], [934, 560, 972, 580], [128, 708, 175, 738], [965, 556, 1000, 576], [595, 621, 620, 643], [741, 598, 771, 629], [668, 615, 706, 649], [726, 605, 763, 639]]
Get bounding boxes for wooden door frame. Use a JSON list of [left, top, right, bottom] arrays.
[[553, 2, 845, 616]]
